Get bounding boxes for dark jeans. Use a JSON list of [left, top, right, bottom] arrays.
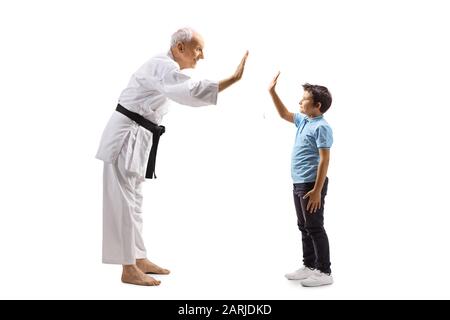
[[293, 178, 331, 274]]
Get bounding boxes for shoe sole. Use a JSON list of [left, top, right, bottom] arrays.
[[285, 276, 310, 280], [301, 281, 333, 287]]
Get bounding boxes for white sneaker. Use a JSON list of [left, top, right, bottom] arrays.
[[285, 266, 316, 280], [300, 270, 333, 287]]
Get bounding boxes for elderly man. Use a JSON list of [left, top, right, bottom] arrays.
[[96, 28, 248, 286]]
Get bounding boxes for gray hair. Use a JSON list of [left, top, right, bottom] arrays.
[[170, 28, 194, 48]]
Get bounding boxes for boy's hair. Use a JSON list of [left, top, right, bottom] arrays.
[[302, 83, 332, 113]]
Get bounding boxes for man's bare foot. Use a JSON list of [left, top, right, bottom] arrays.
[[136, 258, 170, 275], [121, 265, 161, 286]]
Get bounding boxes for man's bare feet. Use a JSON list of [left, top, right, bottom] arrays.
[[136, 258, 170, 275], [121, 265, 161, 286]]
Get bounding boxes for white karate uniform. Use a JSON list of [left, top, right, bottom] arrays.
[[96, 52, 218, 264]]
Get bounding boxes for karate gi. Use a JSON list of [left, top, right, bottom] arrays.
[[96, 52, 218, 264]]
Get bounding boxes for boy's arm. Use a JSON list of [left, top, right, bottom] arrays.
[[303, 148, 330, 213], [268, 72, 294, 123]]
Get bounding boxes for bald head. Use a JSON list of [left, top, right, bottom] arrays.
[[170, 28, 205, 69]]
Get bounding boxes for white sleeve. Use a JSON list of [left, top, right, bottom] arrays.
[[160, 68, 219, 107]]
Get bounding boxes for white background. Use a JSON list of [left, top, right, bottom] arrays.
[[1, 0, 449, 299]]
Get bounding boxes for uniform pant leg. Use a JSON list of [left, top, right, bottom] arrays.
[[102, 150, 147, 265], [133, 176, 147, 260]]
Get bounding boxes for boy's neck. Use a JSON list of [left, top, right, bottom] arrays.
[[307, 112, 323, 119]]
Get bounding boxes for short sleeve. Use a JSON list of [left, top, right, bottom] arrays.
[[315, 125, 333, 148], [293, 113, 305, 128]]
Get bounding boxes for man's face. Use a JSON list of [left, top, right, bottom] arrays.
[[177, 33, 204, 69], [299, 91, 319, 116]]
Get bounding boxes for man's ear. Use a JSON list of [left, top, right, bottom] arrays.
[[177, 42, 185, 53]]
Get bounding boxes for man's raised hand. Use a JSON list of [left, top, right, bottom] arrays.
[[233, 51, 249, 81]]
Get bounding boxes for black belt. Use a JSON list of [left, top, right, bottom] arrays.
[[116, 104, 165, 179]]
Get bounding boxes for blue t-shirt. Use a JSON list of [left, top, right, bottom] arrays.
[[291, 113, 333, 183]]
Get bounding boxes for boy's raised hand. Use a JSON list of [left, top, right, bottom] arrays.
[[268, 71, 280, 92]]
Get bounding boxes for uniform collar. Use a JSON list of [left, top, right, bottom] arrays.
[[167, 49, 175, 60]]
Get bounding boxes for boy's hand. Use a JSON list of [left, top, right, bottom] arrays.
[[303, 189, 321, 214], [268, 71, 280, 92]]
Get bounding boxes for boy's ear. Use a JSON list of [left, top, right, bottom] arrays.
[[315, 102, 322, 110]]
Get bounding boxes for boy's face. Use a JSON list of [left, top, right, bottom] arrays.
[[299, 91, 320, 116]]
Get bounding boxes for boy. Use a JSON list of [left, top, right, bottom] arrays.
[[268, 72, 333, 287]]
